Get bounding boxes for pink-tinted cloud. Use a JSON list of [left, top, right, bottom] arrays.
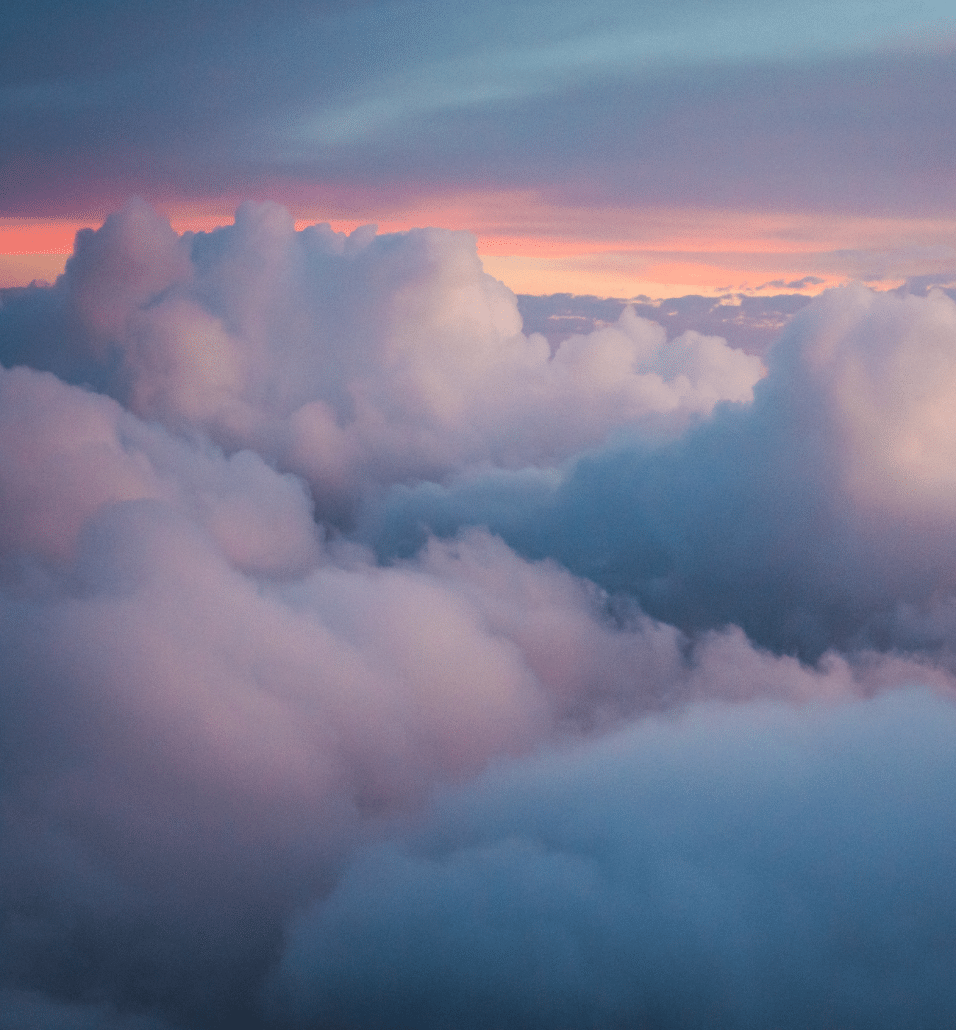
[[2, 201, 956, 1029], [1, 202, 763, 520]]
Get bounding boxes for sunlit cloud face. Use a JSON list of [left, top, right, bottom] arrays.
[[1, 203, 764, 514], [364, 280, 956, 660]]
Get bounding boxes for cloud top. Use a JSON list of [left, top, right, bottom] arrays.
[[2, 202, 956, 1028], [3, 201, 763, 519], [367, 283, 956, 658]]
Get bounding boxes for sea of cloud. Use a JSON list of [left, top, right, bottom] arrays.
[[1, 201, 956, 1029]]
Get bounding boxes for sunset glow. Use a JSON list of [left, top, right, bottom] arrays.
[[7, 202, 956, 297]]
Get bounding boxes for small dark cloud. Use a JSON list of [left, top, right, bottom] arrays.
[[894, 272, 956, 298], [755, 275, 825, 291]]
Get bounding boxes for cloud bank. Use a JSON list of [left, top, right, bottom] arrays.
[[2, 202, 956, 1028], [368, 283, 956, 659], [275, 688, 956, 1030]]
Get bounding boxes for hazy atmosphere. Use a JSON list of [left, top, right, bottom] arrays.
[[3, 2, 956, 1029]]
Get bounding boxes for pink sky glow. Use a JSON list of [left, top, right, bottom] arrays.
[[5, 197, 956, 298]]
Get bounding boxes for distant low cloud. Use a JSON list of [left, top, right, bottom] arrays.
[[518, 292, 812, 355], [754, 275, 825, 291]]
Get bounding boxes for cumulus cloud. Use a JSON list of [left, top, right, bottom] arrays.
[[1, 200, 763, 520], [0, 366, 786, 1029], [2, 373, 889, 1027], [3, 203, 956, 1028], [368, 284, 956, 658]]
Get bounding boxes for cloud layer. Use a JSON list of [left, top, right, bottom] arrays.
[[2, 203, 956, 1028], [276, 688, 956, 1030], [369, 283, 956, 659], [4, 0, 956, 220]]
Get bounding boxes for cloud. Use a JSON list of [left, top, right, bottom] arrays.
[[0, 356, 777, 1028], [0, 362, 320, 573], [517, 292, 812, 355], [4, 203, 956, 1027], [4, 3, 956, 220], [273, 687, 956, 1030], [367, 284, 956, 658], [754, 275, 825, 291], [1, 201, 763, 522]]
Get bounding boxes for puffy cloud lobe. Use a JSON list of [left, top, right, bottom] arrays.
[[2, 360, 857, 829], [0, 364, 320, 574], [3, 200, 762, 518], [274, 689, 956, 1030], [367, 285, 956, 658]]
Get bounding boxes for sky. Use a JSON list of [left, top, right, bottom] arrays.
[[4, 0, 956, 295], [4, 4, 956, 1030]]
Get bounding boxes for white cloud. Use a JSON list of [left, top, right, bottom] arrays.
[[366, 283, 956, 658], [44, 201, 763, 518]]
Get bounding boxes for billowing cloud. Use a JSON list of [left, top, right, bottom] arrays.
[[369, 284, 956, 658], [1, 201, 763, 520], [3, 204, 956, 1028]]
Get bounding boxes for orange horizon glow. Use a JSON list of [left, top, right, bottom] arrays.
[[3, 197, 956, 298]]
